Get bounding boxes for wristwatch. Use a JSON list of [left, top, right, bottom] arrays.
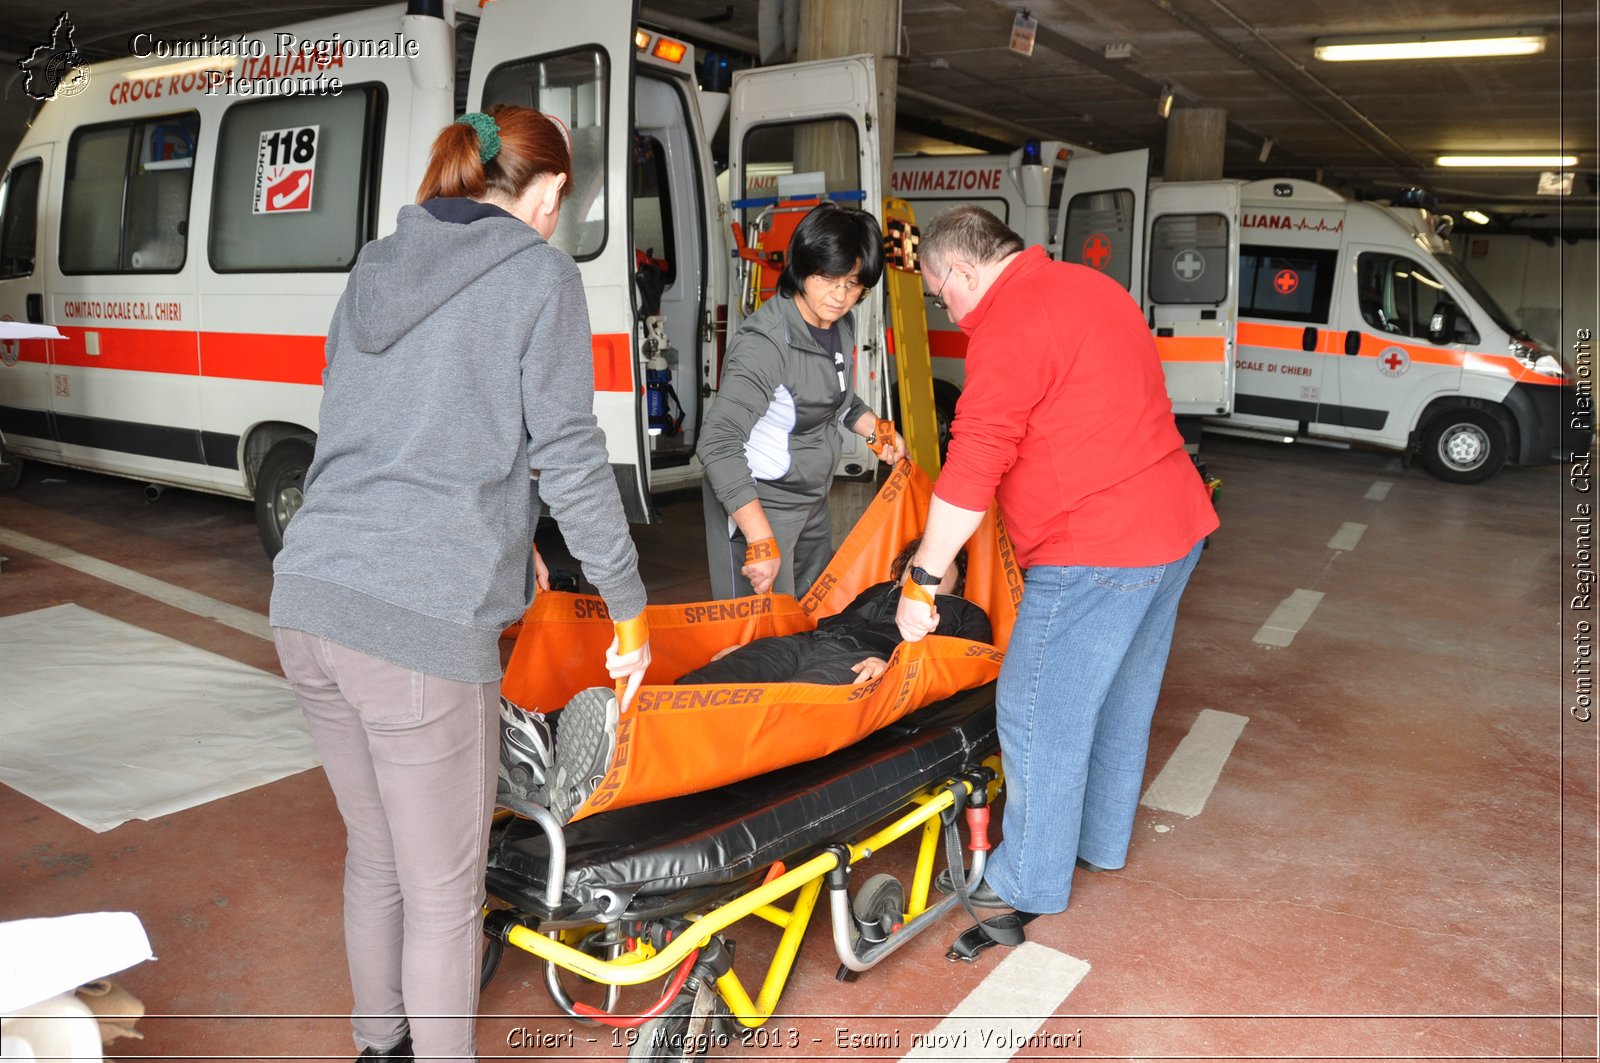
[[908, 565, 944, 587]]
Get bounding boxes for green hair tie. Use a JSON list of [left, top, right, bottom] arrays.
[[455, 112, 501, 164]]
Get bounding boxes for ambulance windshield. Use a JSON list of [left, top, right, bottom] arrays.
[[1429, 251, 1525, 340]]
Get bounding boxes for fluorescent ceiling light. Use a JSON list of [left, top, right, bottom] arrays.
[[1435, 154, 1576, 168], [1314, 28, 1546, 62], [1462, 210, 1491, 224]]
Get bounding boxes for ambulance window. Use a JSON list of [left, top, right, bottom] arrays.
[[1356, 253, 1474, 344], [632, 133, 676, 286], [483, 48, 609, 261], [1148, 213, 1229, 305], [211, 87, 385, 272], [0, 159, 42, 279], [62, 113, 199, 274], [1239, 245, 1336, 323], [739, 118, 861, 200], [1062, 189, 1136, 290]]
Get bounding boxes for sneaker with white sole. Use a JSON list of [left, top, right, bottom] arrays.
[[548, 686, 620, 824], [496, 696, 555, 810]]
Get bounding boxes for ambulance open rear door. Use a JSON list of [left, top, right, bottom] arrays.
[[725, 55, 886, 479], [1056, 149, 1149, 305], [467, 0, 654, 521], [1144, 181, 1240, 416]]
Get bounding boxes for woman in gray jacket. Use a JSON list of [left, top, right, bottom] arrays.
[[270, 107, 650, 1063], [699, 203, 905, 599]]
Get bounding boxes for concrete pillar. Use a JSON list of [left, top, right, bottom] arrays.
[[798, 0, 899, 195], [1164, 107, 1228, 182]]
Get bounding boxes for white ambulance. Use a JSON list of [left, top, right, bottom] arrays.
[[895, 145, 1587, 482], [0, 0, 889, 554]]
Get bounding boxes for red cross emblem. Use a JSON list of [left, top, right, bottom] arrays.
[[1082, 232, 1112, 270], [1273, 269, 1299, 294], [1378, 346, 1410, 377]]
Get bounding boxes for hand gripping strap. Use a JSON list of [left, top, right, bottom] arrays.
[[744, 537, 780, 565]]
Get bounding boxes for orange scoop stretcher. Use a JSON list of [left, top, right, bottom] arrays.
[[499, 460, 1022, 820]]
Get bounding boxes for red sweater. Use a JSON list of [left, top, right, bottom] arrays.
[[934, 247, 1219, 567]]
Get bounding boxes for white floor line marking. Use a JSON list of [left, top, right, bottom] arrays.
[[1365, 480, 1393, 501], [0, 526, 272, 641], [1252, 588, 1324, 647], [1141, 708, 1249, 816], [1327, 521, 1367, 551], [896, 942, 1089, 1061]]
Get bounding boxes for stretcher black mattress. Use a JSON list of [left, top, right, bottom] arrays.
[[485, 686, 998, 922]]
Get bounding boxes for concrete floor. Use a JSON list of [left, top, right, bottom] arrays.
[[0, 435, 1594, 1062]]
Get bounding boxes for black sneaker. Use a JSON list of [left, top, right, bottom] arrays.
[[497, 696, 555, 809], [547, 686, 620, 823], [356, 1033, 413, 1061]]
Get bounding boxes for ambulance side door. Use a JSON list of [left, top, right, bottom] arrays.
[[1145, 180, 1239, 416], [0, 148, 59, 462], [726, 54, 884, 478], [468, 0, 653, 521], [1055, 149, 1148, 305], [1327, 244, 1466, 447]]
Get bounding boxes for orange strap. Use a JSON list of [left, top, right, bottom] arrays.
[[745, 537, 780, 565], [900, 580, 936, 608], [870, 417, 897, 459], [612, 613, 650, 703]]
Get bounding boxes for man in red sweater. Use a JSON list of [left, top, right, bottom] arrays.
[[898, 206, 1218, 915]]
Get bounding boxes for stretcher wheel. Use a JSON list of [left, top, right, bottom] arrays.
[[851, 873, 905, 944], [626, 996, 729, 1062], [480, 934, 504, 991]]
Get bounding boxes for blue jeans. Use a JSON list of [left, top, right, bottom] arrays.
[[984, 540, 1204, 913]]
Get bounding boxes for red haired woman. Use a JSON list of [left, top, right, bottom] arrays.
[[271, 106, 650, 1062]]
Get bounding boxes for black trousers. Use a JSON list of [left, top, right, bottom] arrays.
[[677, 632, 869, 686]]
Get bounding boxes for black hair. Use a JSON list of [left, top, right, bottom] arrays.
[[776, 202, 885, 298], [890, 537, 969, 596]]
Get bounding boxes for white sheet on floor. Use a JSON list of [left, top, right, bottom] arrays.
[[0, 603, 318, 833]]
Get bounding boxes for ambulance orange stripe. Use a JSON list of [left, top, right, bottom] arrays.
[[7, 326, 636, 392], [1155, 335, 1227, 363], [1236, 320, 1562, 386], [927, 329, 967, 361]]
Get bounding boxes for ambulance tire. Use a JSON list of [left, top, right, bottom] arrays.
[[1420, 408, 1507, 484], [0, 440, 22, 492], [254, 437, 315, 558]]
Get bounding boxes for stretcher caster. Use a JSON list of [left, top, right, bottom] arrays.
[[626, 993, 731, 1063], [851, 873, 904, 946]]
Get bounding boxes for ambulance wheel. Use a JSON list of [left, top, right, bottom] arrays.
[[0, 441, 22, 491], [1420, 408, 1506, 484], [627, 996, 729, 1062], [254, 437, 314, 558]]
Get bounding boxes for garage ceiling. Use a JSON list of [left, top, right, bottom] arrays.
[[2, 0, 1594, 233]]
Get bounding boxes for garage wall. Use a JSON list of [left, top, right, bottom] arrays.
[[1452, 231, 1599, 366]]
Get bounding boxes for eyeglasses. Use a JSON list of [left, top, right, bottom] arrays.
[[814, 274, 865, 294], [930, 269, 953, 310]]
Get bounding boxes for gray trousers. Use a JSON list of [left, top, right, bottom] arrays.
[[275, 628, 496, 1063], [702, 482, 833, 600]]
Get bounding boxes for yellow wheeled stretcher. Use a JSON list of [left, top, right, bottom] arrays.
[[480, 464, 1022, 1057]]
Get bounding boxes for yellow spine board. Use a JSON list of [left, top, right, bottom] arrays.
[[881, 197, 941, 477]]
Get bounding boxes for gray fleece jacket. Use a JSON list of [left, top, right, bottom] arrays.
[[271, 198, 646, 683], [698, 294, 872, 514]]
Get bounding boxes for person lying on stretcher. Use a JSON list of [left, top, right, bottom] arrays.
[[497, 539, 990, 822]]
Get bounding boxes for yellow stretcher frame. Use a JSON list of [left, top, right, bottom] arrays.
[[485, 757, 1003, 1034]]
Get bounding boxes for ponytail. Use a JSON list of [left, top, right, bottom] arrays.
[[415, 104, 573, 205]]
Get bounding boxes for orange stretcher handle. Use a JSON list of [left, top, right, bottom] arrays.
[[870, 417, 897, 460], [900, 580, 936, 608]]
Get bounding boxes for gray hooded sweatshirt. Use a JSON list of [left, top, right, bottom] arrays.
[[270, 199, 646, 682]]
